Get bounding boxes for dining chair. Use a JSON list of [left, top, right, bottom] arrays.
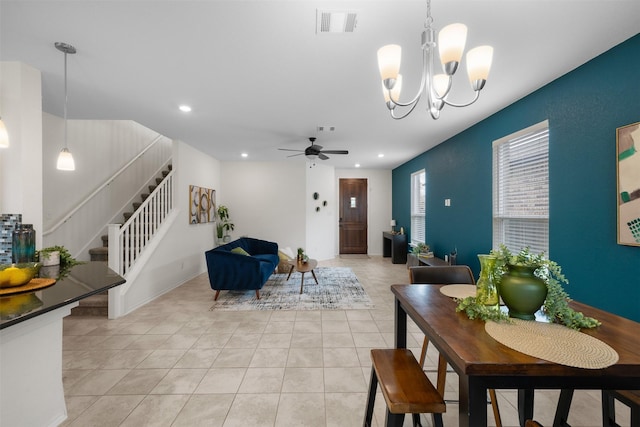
[[408, 265, 502, 427]]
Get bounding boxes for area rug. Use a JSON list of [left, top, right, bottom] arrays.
[[209, 267, 374, 311]]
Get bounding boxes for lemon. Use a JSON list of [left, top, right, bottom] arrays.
[[1, 266, 32, 287]]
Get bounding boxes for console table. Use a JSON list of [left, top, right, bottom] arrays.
[[407, 253, 450, 267], [382, 232, 407, 264], [0, 262, 125, 427]]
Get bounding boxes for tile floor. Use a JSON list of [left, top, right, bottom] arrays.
[[61, 256, 631, 426]]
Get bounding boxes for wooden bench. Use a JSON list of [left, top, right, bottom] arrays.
[[363, 349, 445, 427], [602, 389, 640, 427]]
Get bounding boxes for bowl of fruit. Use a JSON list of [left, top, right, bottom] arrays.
[[0, 263, 41, 288]]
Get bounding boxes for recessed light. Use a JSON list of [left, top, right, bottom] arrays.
[[241, 153, 248, 158], [179, 105, 192, 112], [355, 163, 361, 168], [378, 153, 384, 158]]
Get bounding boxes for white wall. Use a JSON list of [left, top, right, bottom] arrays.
[[306, 163, 337, 260], [0, 62, 43, 244], [221, 160, 306, 254], [335, 168, 392, 256], [220, 161, 392, 260], [122, 141, 220, 313]]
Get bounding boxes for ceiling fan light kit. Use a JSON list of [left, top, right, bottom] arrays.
[[377, 0, 493, 120]]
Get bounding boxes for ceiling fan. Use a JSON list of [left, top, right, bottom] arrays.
[[278, 137, 349, 160]]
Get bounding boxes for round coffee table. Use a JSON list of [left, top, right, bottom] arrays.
[[286, 258, 319, 294]]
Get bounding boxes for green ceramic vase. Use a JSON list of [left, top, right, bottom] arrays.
[[498, 264, 547, 320]]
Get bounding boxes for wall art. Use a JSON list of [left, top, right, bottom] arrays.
[[189, 185, 216, 224], [616, 121, 640, 246]]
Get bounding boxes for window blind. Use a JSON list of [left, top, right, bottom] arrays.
[[411, 170, 426, 244], [493, 121, 549, 254]]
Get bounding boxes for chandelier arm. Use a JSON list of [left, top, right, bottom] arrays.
[[441, 91, 481, 108], [390, 100, 423, 120], [387, 46, 429, 108]]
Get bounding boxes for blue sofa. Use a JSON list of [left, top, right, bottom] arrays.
[[205, 237, 279, 300]]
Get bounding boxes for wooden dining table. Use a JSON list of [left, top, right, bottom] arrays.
[[391, 284, 640, 427]]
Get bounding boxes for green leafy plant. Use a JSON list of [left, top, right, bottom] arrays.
[[36, 245, 84, 279], [411, 242, 430, 255], [37, 245, 82, 268], [456, 296, 511, 322], [216, 205, 235, 238]]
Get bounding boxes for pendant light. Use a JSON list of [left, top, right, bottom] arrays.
[[0, 117, 8, 148], [55, 42, 76, 171]]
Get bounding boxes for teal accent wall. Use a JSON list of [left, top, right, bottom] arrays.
[[392, 34, 640, 321]]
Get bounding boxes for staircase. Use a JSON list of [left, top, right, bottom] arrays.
[[71, 164, 173, 316]]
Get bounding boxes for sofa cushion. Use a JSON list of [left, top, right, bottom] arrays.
[[254, 253, 280, 266], [231, 247, 251, 256]]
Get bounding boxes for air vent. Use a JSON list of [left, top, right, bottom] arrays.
[[317, 10, 357, 34]]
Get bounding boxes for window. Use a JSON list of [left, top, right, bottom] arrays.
[[411, 169, 426, 245], [493, 120, 549, 254]]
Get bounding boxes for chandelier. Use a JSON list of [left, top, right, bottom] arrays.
[[377, 0, 493, 120]]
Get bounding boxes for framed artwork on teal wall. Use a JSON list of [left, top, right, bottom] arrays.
[[616, 121, 640, 246]]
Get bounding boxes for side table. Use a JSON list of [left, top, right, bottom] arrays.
[[286, 259, 319, 293]]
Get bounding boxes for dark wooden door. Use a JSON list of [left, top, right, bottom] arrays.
[[339, 178, 368, 254]]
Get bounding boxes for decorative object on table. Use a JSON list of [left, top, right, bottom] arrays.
[[189, 185, 216, 224], [457, 245, 600, 329], [0, 214, 22, 264], [36, 246, 82, 279], [399, 226, 404, 235], [0, 262, 41, 288], [390, 219, 396, 232], [498, 261, 547, 320], [209, 267, 374, 311], [296, 247, 308, 262], [411, 242, 430, 256], [616, 121, 640, 246], [216, 205, 234, 243], [11, 224, 35, 263], [475, 254, 499, 308]]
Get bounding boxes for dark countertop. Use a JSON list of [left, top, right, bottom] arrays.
[[0, 261, 125, 329]]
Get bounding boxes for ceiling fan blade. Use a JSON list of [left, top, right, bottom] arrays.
[[318, 153, 329, 160], [320, 150, 349, 155], [278, 148, 304, 152], [287, 153, 305, 158]]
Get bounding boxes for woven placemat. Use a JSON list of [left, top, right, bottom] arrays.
[[440, 284, 476, 299], [0, 278, 56, 296], [485, 319, 619, 369]]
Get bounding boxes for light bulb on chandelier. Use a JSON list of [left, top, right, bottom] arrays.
[[377, 0, 493, 120]]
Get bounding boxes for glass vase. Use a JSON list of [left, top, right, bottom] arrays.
[[476, 254, 499, 307], [12, 224, 35, 263]]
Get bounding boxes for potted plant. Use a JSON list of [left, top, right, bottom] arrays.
[[411, 242, 430, 256], [216, 205, 235, 243], [36, 245, 83, 279], [457, 245, 600, 329]]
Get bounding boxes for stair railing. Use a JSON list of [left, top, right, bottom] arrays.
[[108, 169, 174, 276]]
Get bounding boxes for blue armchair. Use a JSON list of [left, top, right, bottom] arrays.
[[205, 237, 279, 300]]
